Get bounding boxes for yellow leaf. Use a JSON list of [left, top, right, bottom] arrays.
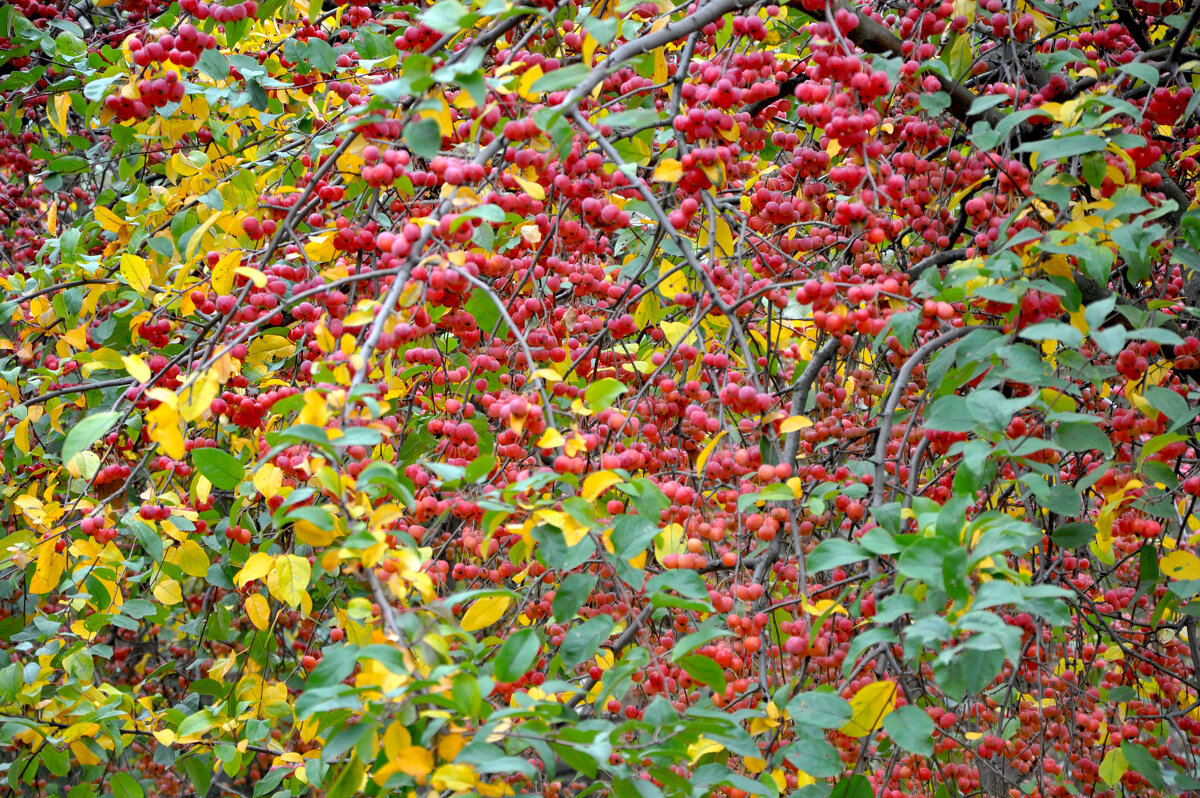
[[51, 93, 71, 137], [153, 578, 182, 605], [299, 389, 329, 427], [176, 539, 210, 578], [147, 403, 185, 460], [653, 158, 683, 183], [652, 48, 667, 83], [179, 372, 219, 423], [120, 253, 152, 295], [396, 746, 434, 778], [660, 320, 697, 347], [184, 211, 225, 262], [779, 415, 813, 433], [582, 471, 623, 501], [273, 554, 311, 608], [537, 429, 566, 448], [122, 354, 152, 383], [517, 65, 544, 100], [14, 419, 30, 455], [295, 519, 337, 547], [30, 539, 66, 594], [461, 596, 511, 632], [654, 523, 687, 563], [235, 552, 275, 588], [47, 202, 57, 236], [512, 172, 545, 200], [712, 215, 734, 255], [245, 593, 271, 631], [247, 335, 294, 367], [1162, 551, 1200, 581], [582, 32, 599, 66], [305, 232, 337, 262], [695, 431, 726, 473], [659, 261, 688, 298], [634, 292, 661, 327], [234, 266, 268, 287], [840, 681, 897, 738], [687, 737, 724, 762], [95, 206, 125, 233], [212, 251, 240, 295], [253, 464, 284, 500]]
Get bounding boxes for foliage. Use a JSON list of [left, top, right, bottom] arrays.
[[3, 0, 1200, 796]]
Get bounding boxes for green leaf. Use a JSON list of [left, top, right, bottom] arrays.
[[882, 704, 935, 756], [678, 654, 726, 693], [1051, 521, 1097, 548], [584, 378, 627, 411], [610, 514, 657, 560], [109, 772, 145, 798], [403, 117, 442, 160], [1054, 420, 1113, 455], [191, 448, 245, 490], [420, 0, 469, 34], [1017, 134, 1106, 159], [305, 39, 337, 72], [560, 615, 614, 668], [61, 410, 120, 466], [786, 690, 853, 728], [494, 628, 541, 682], [807, 539, 870, 573], [197, 48, 229, 81], [646, 569, 713, 611], [529, 64, 592, 94], [552, 573, 595, 621], [1119, 742, 1162, 789]]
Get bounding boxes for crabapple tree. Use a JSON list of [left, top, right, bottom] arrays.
[[2, 0, 1200, 796]]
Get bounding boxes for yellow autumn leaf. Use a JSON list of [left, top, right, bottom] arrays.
[[634, 292, 661, 327], [147, 403, 186, 460], [779, 415, 813, 433], [1162, 551, 1200, 581], [517, 65, 544, 100], [695, 431, 726, 473], [95, 206, 125, 233], [120, 253, 152, 294], [512, 172, 545, 201], [295, 519, 337, 547], [660, 320, 697, 347], [687, 737, 724, 762], [233, 266, 268, 287], [840, 681, 897, 738], [122, 354, 152, 383], [582, 471, 623, 501], [235, 552, 275, 588], [176, 539, 211, 578], [47, 202, 57, 236], [273, 554, 311, 608], [30, 539, 66, 594], [245, 593, 271, 631], [51, 93, 71, 137], [653, 158, 683, 183], [537, 429, 566, 448], [461, 596, 511, 632], [253, 464, 284, 500], [212, 251, 240, 295], [184, 210, 225, 262], [179, 372, 220, 423], [153, 578, 182, 605], [652, 47, 667, 83]]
